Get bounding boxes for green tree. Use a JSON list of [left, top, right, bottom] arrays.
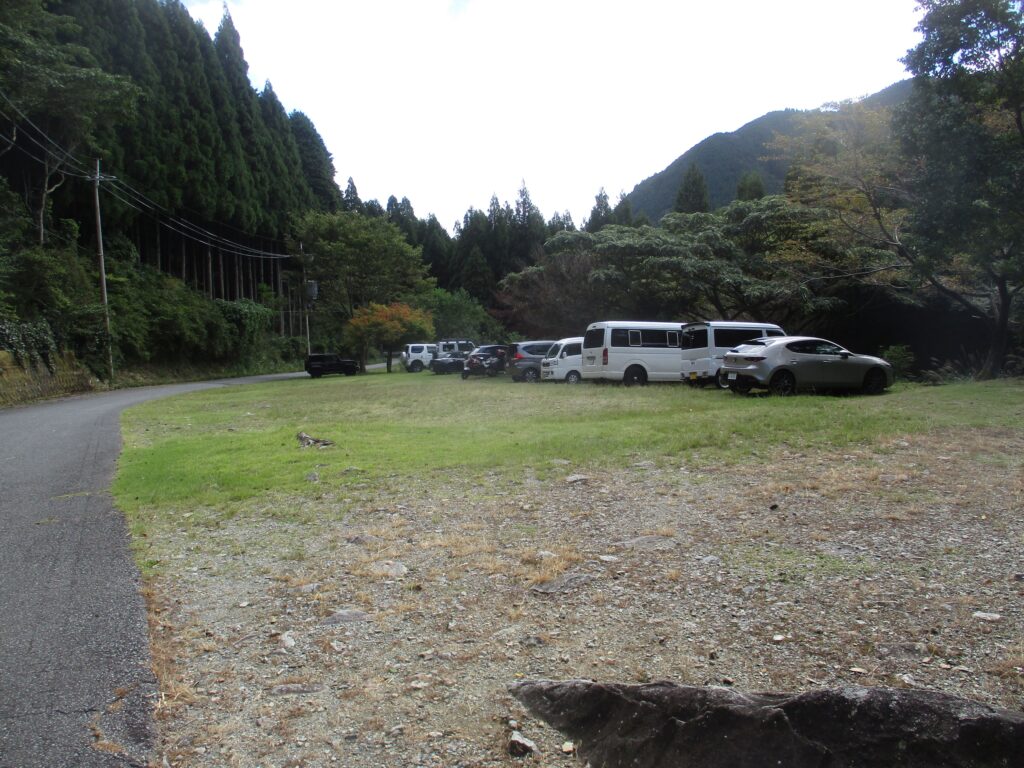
[[411, 287, 502, 341], [1, 0, 138, 243], [736, 171, 766, 201], [386, 195, 419, 245], [509, 183, 547, 271], [612, 192, 635, 226], [420, 215, 456, 287], [342, 178, 363, 213], [290, 111, 342, 212], [675, 163, 710, 213], [502, 197, 841, 335], [777, 3, 1024, 378], [584, 188, 614, 232], [293, 210, 430, 347], [897, 0, 1024, 377]]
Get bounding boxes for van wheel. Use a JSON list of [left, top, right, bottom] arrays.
[[715, 370, 731, 389], [409, 360, 423, 372], [566, 371, 582, 384], [623, 366, 647, 386]]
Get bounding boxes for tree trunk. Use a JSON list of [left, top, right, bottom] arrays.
[[977, 278, 1011, 380]]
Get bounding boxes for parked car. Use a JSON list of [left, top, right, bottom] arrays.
[[509, 340, 556, 382], [461, 345, 508, 378], [400, 343, 437, 372], [304, 353, 359, 378], [429, 351, 467, 374], [541, 337, 584, 383], [721, 336, 894, 395]]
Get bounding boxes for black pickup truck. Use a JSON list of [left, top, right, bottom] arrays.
[[304, 353, 359, 378]]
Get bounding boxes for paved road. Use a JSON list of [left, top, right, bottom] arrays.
[[0, 373, 302, 767]]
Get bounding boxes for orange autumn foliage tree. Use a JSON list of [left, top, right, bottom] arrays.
[[343, 302, 434, 372]]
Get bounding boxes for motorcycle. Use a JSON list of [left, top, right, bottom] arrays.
[[461, 347, 507, 379]]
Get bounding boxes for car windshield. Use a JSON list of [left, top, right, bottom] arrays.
[[545, 345, 563, 359]]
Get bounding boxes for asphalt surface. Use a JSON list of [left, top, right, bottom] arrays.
[[0, 373, 303, 767]]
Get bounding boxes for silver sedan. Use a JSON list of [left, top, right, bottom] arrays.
[[721, 336, 894, 395]]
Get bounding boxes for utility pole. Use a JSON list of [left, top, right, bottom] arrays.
[[93, 159, 114, 385], [300, 243, 312, 355]]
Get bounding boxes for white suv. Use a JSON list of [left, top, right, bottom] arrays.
[[400, 343, 437, 372]]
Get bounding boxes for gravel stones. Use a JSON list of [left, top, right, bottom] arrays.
[[147, 427, 1024, 767]]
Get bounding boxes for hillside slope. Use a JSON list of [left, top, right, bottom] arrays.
[[626, 80, 913, 223]]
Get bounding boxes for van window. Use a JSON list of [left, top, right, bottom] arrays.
[[765, 328, 784, 337], [410, 345, 423, 353], [583, 328, 605, 349], [564, 342, 581, 357], [610, 329, 630, 347], [715, 328, 766, 348], [638, 331, 679, 348], [681, 328, 708, 349]]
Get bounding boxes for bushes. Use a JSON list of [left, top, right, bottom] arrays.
[[0, 318, 58, 371]]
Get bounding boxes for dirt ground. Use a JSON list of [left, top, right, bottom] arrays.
[[144, 427, 1023, 767]]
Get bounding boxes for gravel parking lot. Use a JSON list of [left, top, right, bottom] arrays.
[[147, 426, 1023, 767]]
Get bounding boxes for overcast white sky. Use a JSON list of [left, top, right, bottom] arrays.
[[183, 0, 923, 232]]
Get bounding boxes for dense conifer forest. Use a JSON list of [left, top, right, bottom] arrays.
[[1, 0, 1021, 384]]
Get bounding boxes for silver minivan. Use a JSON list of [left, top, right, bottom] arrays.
[[541, 337, 584, 383], [680, 321, 785, 388]]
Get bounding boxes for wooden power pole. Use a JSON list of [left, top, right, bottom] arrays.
[[93, 159, 114, 385]]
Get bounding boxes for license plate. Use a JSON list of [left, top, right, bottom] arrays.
[[689, 372, 697, 380], [727, 372, 737, 380]]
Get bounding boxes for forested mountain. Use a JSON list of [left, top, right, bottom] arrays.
[[626, 80, 915, 224], [0, 0, 506, 378]]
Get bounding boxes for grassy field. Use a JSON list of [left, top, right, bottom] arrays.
[[114, 373, 1024, 523]]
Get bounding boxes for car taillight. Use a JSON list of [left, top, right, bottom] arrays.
[[744, 356, 766, 362], [602, 348, 608, 365], [514, 352, 525, 360]]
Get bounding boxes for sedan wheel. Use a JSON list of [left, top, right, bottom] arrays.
[[863, 368, 887, 395], [769, 370, 797, 396]]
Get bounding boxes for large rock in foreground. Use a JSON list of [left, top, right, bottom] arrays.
[[509, 680, 1023, 768]]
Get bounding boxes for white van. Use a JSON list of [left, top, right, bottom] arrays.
[[436, 339, 476, 356], [541, 337, 584, 383], [581, 321, 683, 385], [680, 321, 785, 387]]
